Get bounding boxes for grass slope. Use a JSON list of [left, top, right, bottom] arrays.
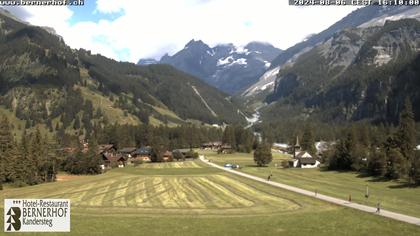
[[1, 160, 419, 235], [78, 86, 140, 126], [202, 150, 420, 218]]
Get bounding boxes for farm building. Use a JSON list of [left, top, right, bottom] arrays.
[[102, 153, 126, 169], [201, 141, 222, 150], [118, 148, 138, 165], [218, 144, 234, 154], [98, 144, 117, 156], [118, 147, 137, 157], [133, 147, 152, 162], [289, 151, 320, 168]]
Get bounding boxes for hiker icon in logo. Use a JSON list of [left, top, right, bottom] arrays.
[[6, 207, 21, 232]]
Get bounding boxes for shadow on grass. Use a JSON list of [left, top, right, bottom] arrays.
[[245, 164, 272, 168], [388, 182, 419, 189]]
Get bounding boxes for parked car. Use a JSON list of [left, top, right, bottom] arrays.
[[224, 164, 233, 168], [224, 164, 240, 169]]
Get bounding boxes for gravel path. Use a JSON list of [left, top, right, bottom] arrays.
[[200, 157, 420, 226]]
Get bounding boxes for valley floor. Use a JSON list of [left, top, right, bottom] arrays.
[[201, 150, 420, 219], [1, 159, 419, 235]]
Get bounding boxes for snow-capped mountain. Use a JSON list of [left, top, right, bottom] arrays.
[[137, 40, 282, 94]]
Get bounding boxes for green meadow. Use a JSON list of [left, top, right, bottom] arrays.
[[1, 160, 419, 235], [202, 150, 420, 218]]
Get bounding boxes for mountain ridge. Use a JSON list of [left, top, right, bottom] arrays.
[[0, 11, 246, 138], [262, 18, 420, 124], [138, 40, 282, 95], [242, 6, 420, 99]]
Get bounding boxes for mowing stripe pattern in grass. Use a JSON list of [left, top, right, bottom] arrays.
[[140, 161, 202, 169], [1, 174, 300, 216]]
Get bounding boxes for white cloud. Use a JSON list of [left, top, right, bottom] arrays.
[[5, 1, 359, 63], [95, 0, 125, 14]]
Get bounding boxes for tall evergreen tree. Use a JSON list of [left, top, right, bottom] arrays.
[[396, 98, 416, 161], [0, 116, 14, 188], [0, 116, 13, 153], [85, 138, 102, 175], [73, 115, 81, 130], [301, 124, 316, 156], [222, 126, 236, 148], [387, 148, 408, 179], [8, 142, 25, 186], [20, 131, 32, 184], [413, 151, 420, 185], [368, 148, 387, 176], [29, 128, 44, 184]]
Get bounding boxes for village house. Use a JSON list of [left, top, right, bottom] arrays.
[[201, 141, 222, 150], [97, 144, 127, 169], [98, 144, 117, 155], [218, 144, 234, 154], [102, 153, 126, 169], [133, 147, 152, 162], [118, 147, 137, 165]]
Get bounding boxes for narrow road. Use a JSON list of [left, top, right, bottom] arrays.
[[199, 157, 420, 226]]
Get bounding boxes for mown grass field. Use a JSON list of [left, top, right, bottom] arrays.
[[1, 160, 420, 235], [201, 150, 420, 218]]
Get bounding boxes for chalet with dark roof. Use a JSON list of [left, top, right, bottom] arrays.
[[201, 141, 222, 150], [102, 153, 126, 169], [133, 147, 152, 162]]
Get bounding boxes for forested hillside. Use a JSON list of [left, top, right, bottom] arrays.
[[0, 10, 245, 140]]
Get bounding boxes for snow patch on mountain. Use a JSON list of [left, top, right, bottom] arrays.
[[207, 50, 215, 56], [373, 46, 393, 66], [217, 56, 233, 66], [217, 57, 247, 67], [242, 66, 280, 97]]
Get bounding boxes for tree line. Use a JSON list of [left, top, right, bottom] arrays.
[[221, 125, 255, 153], [0, 116, 59, 189], [324, 99, 420, 185]]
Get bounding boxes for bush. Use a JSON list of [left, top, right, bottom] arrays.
[[133, 159, 143, 167], [281, 160, 289, 169]]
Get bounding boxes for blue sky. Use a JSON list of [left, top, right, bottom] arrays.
[[1, 0, 358, 62], [68, 1, 123, 25]]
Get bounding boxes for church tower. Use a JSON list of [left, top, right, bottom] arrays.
[[293, 136, 301, 158]]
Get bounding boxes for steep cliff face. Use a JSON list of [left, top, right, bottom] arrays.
[[243, 6, 420, 100], [263, 19, 420, 123]]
